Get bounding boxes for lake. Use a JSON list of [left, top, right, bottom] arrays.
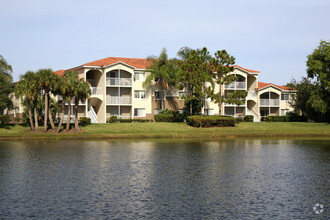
[[0, 139, 329, 219]]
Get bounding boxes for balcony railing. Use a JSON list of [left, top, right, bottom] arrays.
[[90, 87, 102, 95], [57, 96, 84, 105], [260, 99, 279, 106], [106, 96, 132, 105], [107, 115, 132, 120], [224, 102, 245, 106], [106, 77, 132, 87], [225, 81, 246, 89]]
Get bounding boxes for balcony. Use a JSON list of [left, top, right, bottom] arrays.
[[106, 77, 132, 87], [90, 87, 102, 95], [224, 102, 245, 107], [225, 81, 246, 89], [260, 99, 279, 106], [106, 96, 132, 105]]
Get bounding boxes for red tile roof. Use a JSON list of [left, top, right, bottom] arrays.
[[83, 57, 150, 69], [54, 70, 65, 76], [258, 82, 295, 91], [54, 57, 260, 75], [233, 65, 260, 73]]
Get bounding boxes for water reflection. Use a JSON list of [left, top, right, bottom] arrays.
[[0, 139, 329, 218]]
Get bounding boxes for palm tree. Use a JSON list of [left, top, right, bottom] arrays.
[[56, 75, 69, 133], [143, 48, 179, 110], [36, 69, 59, 131], [63, 71, 78, 131], [15, 71, 37, 131], [73, 79, 91, 131]]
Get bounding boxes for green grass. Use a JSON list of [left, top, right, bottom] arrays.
[[0, 122, 329, 140]]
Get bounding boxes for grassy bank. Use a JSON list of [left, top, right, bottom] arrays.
[[0, 122, 329, 140]]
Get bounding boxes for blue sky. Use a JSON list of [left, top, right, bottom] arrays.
[[1, 0, 329, 84]]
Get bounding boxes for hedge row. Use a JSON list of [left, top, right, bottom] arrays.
[[118, 119, 153, 123], [265, 113, 307, 122], [187, 115, 236, 127], [154, 110, 187, 122]]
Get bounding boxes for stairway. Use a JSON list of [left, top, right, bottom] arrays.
[[88, 106, 97, 123]]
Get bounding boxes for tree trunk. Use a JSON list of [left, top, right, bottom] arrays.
[[161, 78, 165, 110], [34, 107, 39, 130], [28, 103, 35, 131], [66, 98, 71, 131], [48, 105, 56, 130], [43, 92, 48, 132], [190, 100, 192, 115], [200, 97, 203, 117], [57, 101, 65, 133], [218, 86, 222, 115], [74, 100, 80, 131]]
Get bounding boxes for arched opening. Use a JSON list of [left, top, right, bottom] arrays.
[[106, 70, 132, 86], [247, 100, 258, 121], [87, 97, 102, 123], [247, 75, 257, 91], [86, 70, 103, 96], [225, 74, 246, 89]]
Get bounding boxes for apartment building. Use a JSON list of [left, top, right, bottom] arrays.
[[5, 56, 296, 122]]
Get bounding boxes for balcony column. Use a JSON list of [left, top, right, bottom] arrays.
[[269, 91, 270, 116], [118, 69, 121, 118]]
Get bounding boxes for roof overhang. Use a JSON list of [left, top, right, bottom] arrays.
[[257, 84, 296, 92]]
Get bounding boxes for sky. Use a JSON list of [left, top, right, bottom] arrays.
[[1, 0, 329, 85]]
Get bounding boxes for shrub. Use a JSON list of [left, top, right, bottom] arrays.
[[119, 119, 153, 123], [0, 115, 11, 126], [187, 115, 235, 127], [243, 115, 254, 122], [286, 112, 308, 122], [79, 117, 91, 125], [14, 117, 22, 123], [108, 116, 119, 123], [265, 116, 289, 122], [154, 114, 174, 122], [235, 117, 243, 123], [154, 109, 187, 122]]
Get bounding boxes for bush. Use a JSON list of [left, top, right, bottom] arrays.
[[243, 115, 254, 122], [235, 117, 243, 123], [0, 115, 11, 126], [79, 117, 91, 125], [264, 116, 288, 122], [154, 109, 187, 122], [14, 117, 22, 123], [154, 114, 174, 122], [286, 112, 308, 122], [108, 116, 119, 123], [119, 119, 153, 123], [187, 115, 235, 127]]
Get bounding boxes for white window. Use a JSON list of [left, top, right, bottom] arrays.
[[281, 93, 289, 101], [281, 109, 290, 116], [225, 107, 234, 116], [134, 108, 146, 117], [134, 90, 146, 99], [204, 109, 214, 116], [154, 109, 162, 114], [178, 109, 184, 114], [134, 72, 145, 81], [155, 91, 164, 100]]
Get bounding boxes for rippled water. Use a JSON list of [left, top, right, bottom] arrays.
[[0, 139, 329, 219]]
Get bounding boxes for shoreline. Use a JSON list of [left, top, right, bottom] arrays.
[[0, 122, 329, 141]]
